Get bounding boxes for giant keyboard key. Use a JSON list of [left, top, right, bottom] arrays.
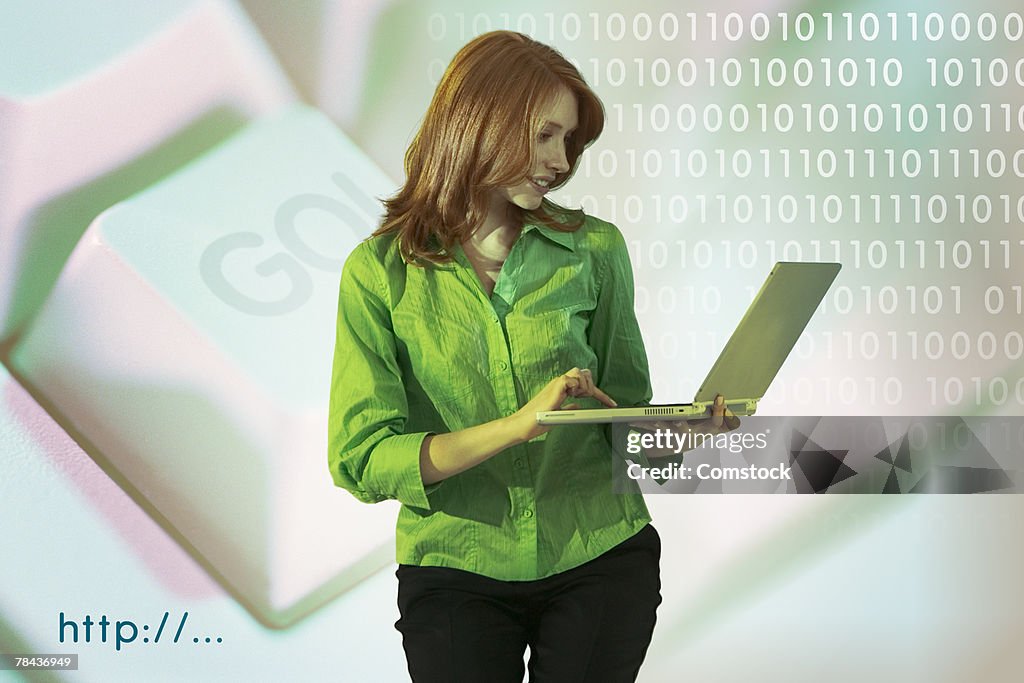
[[10, 104, 399, 626], [236, 0, 449, 181], [237, 0, 399, 127], [0, 364, 410, 679], [0, 0, 294, 341]]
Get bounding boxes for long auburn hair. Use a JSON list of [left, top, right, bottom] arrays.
[[373, 31, 604, 265]]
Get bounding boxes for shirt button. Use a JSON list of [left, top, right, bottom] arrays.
[[514, 459, 525, 468], [522, 509, 534, 518], [498, 360, 508, 371]]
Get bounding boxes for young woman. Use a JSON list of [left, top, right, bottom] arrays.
[[328, 30, 729, 682]]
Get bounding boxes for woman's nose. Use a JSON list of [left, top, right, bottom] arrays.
[[546, 143, 569, 173]]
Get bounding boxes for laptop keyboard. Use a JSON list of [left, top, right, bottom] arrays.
[[2, 1, 1021, 680]]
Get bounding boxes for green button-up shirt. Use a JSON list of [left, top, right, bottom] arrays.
[[328, 213, 653, 580]]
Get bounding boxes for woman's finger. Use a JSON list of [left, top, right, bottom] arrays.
[[564, 367, 592, 397], [590, 385, 618, 408], [557, 367, 616, 406], [576, 369, 613, 405], [711, 394, 725, 429], [578, 368, 595, 394]]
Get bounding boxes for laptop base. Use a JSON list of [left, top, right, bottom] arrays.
[[536, 399, 757, 425]]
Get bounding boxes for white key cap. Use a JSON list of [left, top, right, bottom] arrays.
[[0, 0, 294, 340], [0, 364, 409, 679], [237, 0, 399, 128], [237, 0, 443, 182], [9, 104, 400, 625]]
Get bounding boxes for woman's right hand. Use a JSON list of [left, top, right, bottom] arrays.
[[509, 367, 617, 442]]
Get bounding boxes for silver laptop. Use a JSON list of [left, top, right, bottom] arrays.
[[536, 261, 841, 425]]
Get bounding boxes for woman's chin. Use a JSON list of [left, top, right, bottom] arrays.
[[513, 196, 544, 211]]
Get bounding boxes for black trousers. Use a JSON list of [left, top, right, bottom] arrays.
[[395, 524, 662, 683]]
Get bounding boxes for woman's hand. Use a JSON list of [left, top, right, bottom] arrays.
[[510, 367, 617, 442], [630, 395, 741, 459], [698, 394, 741, 432]]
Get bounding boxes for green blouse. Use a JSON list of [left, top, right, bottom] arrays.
[[328, 213, 653, 580]]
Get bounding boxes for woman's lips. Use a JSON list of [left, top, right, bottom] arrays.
[[529, 178, 551, 194]]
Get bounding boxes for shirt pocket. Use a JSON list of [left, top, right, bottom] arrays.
[[512, 268, 597, 377], [393, 293, 497, 423]]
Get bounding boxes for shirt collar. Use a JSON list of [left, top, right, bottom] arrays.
[[522, 222, 576, 252], [439, 219, 578, 269]]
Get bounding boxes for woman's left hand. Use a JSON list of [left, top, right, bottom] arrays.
[[629, 394, 741, 458]]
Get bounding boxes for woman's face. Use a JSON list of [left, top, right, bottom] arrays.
[[494, 84, 578, 214]]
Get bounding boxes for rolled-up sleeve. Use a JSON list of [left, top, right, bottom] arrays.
[[327, 244, 436, 511]]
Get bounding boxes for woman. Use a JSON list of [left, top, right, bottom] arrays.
[[328, 30, 728, 682]]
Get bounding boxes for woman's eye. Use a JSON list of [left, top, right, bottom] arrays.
[[539, 132, 552, 142]]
